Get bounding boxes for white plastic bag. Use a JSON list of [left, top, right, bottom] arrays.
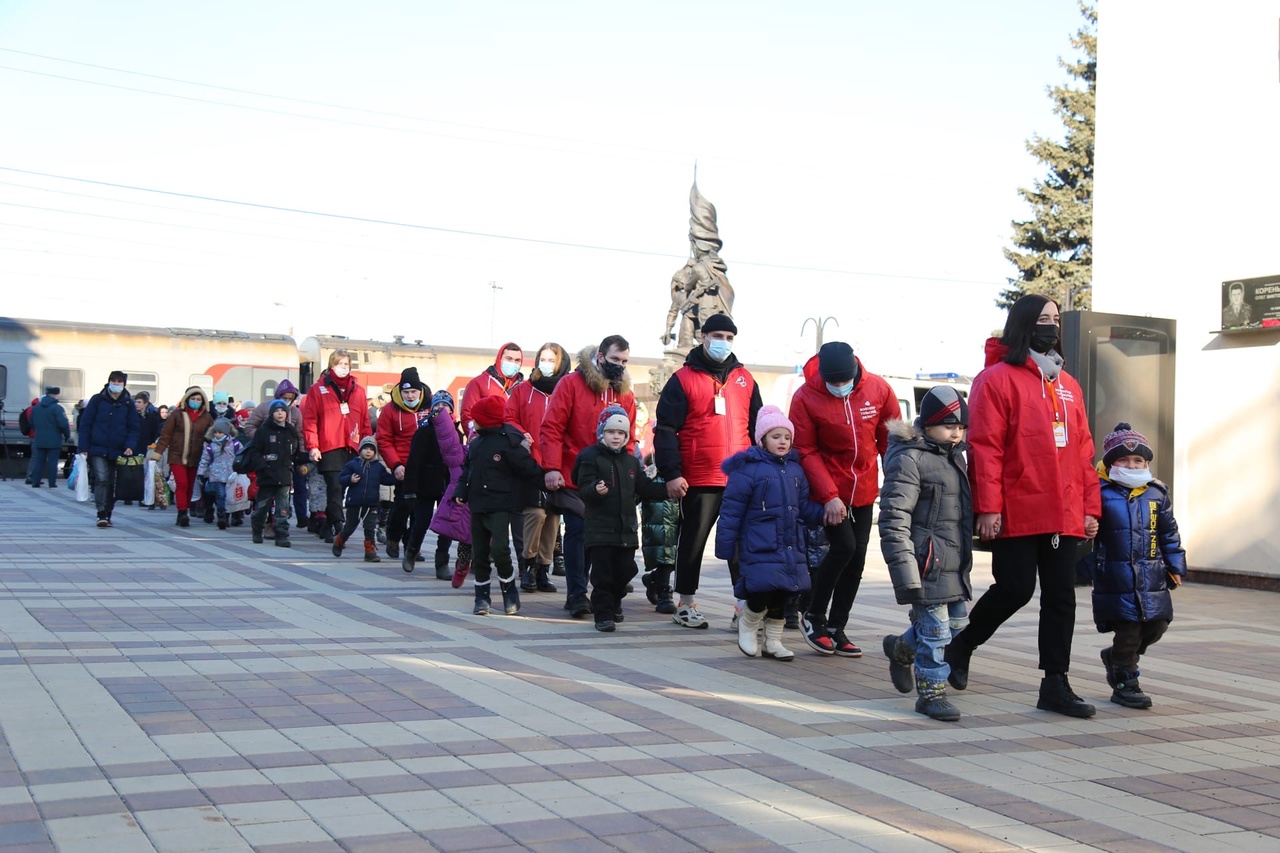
[[225, 473, 252, 513], [143, 459, 157, 506], [72, 454, 91, 502]]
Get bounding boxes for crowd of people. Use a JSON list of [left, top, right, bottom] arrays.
[[22, 297, 1187, 723]]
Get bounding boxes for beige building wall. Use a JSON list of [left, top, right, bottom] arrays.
[[1093, 1, 1280, 575]]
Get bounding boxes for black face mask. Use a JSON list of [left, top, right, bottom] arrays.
[[1029, 325, 1059, 354], [599, 359, 625, 381]]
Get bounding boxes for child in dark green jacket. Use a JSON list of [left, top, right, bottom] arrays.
[[573, 406, 668, 632]]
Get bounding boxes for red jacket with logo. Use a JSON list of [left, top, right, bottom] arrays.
[[663, 363, 756, 487], [539, 346, 635, 489], [461, 342, 523, 428], [376, 385, 426, 471], [301, 371, 372, 455], [968, 338, 1101, 539], [790, 354, 900, 508], [505, 382, 554, 466]]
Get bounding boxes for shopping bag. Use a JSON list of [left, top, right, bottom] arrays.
[[225, 473, 252, 513], [114, 455, 145, 502], [71, 454, 91, 502], [143, 459, 157, 505], [155, 465, 171, 509]]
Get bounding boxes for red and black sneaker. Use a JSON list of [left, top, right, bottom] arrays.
[[800, 613, 836, 655], [828, 628, 863, 658]]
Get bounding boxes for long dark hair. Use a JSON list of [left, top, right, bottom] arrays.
[[1001, 294, 1056, 366]]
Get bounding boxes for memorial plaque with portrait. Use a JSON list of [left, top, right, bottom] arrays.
[[1220, 274, 1280, 330]]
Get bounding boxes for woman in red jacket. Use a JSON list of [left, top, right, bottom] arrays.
[[301, 349, 372, 543], [945, 295, 1102, 718]]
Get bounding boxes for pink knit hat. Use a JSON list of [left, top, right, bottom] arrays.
[[754, 405, 795, 445]]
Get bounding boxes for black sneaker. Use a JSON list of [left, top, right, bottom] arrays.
[[1037, 673, 1096, 718], [96, 518, 109, 529], [828, 628, 862, 658], [1111, 678, 1153, 709], [613, 610, 624, 623], [594, 620, 616, 633], [386, 540, 400, 560]]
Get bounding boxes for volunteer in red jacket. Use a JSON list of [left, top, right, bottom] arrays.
[[301, 349, 372, 543], [540, 335, 637, 618], [792, 341, 900, 658], [461, 342, 524, 428], [654, 313, 762, 629], [945, 294, 1101, 718], [378, 367, 430, 560]]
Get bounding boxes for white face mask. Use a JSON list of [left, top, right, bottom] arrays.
[[332, 364, 350, 378], [537, 360, 556, 376], [1109, 466, 1153, 489], [825, 381, 854, 398]]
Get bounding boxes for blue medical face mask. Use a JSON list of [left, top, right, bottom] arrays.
[[825, 381, 854, 398], [187, 399, 202, 410], [213, 433, 227, 443], [500, 361, 520, 378], [107, 383, 125, 395], [705, 339, 732, 362]]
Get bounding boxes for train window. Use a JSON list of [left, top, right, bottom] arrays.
[[260, 380, 278, 401], [189, 374, 214, 395], [42, 368, 84, 407], [128, 372, 158, 404]]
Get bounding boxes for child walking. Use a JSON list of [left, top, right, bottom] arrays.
[[1092, 423, 1186, 709], [716, 406, 824, 659], [573, 406, 669, 632], [878, 386, 973, 721], [197, 418, 243, 530], [333, 436, 396, 562], [246, 399, 307, 548], [639, 453, 679, 615], [454, 395, 544, 615]]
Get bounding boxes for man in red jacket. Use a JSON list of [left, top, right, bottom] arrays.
[[461, 343, 524, 427], [540, 335, 637, 617], [378, 367, 430, 560], [654, 313, 762, 628], [792, 341, 901, 658]]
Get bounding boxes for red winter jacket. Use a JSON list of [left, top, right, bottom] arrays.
[[460, 342, 523, 428], [301, 371, 372, 455], [968, 338, 1101, 539], [505, 381, 554, 466], [790, 354, 900, 508], [539, 346, 636, 489], [663, 362, 756, 487], [376, 386, 427, 472]]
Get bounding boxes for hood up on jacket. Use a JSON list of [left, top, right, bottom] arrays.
[[529, 342, 572, 392], [576, 344, 632, 396], [273, 379, 300, 400], [484, 341, 524, 390], [177, 386, 208, 415]]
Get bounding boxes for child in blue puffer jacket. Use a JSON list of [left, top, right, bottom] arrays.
[[716, 406, 824, 661], [334, 436, 396, 562], [1092, 423, 1186, 710]]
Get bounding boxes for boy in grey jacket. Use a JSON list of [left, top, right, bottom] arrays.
[[878, 386, 973, 722]]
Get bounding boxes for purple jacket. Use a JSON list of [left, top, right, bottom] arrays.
[[428, 413, 471, 544]]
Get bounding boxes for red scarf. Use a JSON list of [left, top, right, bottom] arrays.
[[326, 371, 356, 402]]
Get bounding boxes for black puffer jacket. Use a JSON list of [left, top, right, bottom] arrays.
[[246, 418, 307, 487], [878, 420, 973, 605], [455, 424, 543, 513], [573, 442, 668, 549]]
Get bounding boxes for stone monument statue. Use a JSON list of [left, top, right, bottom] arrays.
[[661, 182, 735, 352]]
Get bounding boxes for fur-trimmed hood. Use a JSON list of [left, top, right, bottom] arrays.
[[576, 344, 632, 396]]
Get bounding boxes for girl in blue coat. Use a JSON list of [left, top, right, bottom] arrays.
[[716, 406, 824, 661], [1092, 423, 1186, 710]]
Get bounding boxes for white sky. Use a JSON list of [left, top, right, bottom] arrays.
[[0, 0, 1087, 378]]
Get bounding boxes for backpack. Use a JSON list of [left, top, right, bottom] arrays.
[[18, 406, 31, 436]]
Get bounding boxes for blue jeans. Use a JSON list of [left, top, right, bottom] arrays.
[[204, 481, 227, 514], [31, 447, 60, 487], [902, 601, 969, 683]]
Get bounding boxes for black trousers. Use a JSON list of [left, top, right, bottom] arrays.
[[589, 546, 639, 619], [471, 510, 513, 585], [1109, 619, 1169, 675], [745, 590, 790, 620], [806, 503, 873, 631], [339, 504, 377, 542], [674, 487, 739, 596], [964, 534, 1081, 674], [404, 497, 438, 553]]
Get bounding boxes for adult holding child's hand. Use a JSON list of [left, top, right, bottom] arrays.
[[300, 349, 371, 544], [945, 294, 1102, 718]]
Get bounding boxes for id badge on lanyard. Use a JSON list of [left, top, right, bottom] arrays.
[[714, 395, 726, 416], [339, 403, 350, 415], [1053, 419, 1067, 448]]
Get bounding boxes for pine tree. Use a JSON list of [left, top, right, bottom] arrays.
[[1000, 2, 1096, 310]]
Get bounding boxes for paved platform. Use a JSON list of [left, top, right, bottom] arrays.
[[2, 480, 1280, 852]]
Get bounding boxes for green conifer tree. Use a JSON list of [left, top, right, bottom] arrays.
[[1000, 2, 1096, 310]]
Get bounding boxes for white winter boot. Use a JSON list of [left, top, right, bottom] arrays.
[[762, 618, 795, 661], [737, 605, 766, 657]]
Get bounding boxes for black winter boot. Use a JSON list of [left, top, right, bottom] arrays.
[[203, 504, 215, 524], [520, 559, 538, 593], [552, 532, 566, 576], [230, 510, 244, 527], [500, 580, 521, 615], [324, 519, 337, 545], [252, 524, 265, 544], [944, 630, 973, 691], [402, 548, 417, 574], [472, 583, 491, 616], [883, 634, 914, 694], [535, 564, 556, 593], [217, 511, 229, 530], [915, 676, 961, 722], [1111, 668, 1153, 709], [385, 538, 400, 560], [177, 509, 190, 528], [1037, 673, 1096, 718]]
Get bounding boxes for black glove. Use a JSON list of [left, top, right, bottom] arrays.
[[895, 586, 924, 606]]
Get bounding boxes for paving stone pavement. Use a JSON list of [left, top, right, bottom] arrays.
[[3, 481, 1280, 852]]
